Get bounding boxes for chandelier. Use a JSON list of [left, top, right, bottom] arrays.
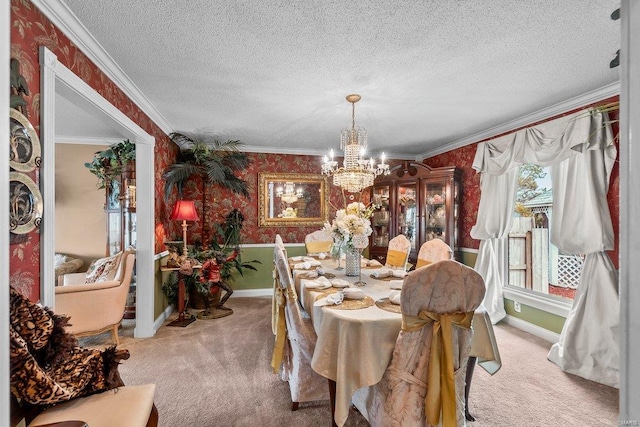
[[276, 181, 303, 204], [321, 94, 389, 193]]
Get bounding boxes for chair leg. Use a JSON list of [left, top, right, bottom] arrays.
[[111, 324, 120, 346], [146, 403, 159, 427], [291, 401, 299, 411], [465, 356, 477, 422]]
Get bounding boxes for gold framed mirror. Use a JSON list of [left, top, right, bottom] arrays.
[[258, 173, 329, 227]]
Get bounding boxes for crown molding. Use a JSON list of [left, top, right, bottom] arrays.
[[417, 82, 621, 160], [55, 135, 123, 146], [31, 0, 174, 135]]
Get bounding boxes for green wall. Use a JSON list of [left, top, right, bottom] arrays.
[[153, 246, 567, 335], [459, 248, 566, 334]]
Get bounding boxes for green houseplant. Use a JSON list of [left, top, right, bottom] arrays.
[[84, 139, 136, 189], [163, 132, 251, 200], [161, 209, 260, 308]]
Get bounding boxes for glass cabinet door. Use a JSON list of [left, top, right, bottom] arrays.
[[424, 181, 447, 242], [371, 185, 390, 251], [397, 184, 418, 253]]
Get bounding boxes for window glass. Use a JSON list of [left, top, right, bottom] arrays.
[[508, 165, 581, 301]]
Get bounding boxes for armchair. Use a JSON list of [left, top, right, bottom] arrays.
[[9, 286, 157, 427], [55, 250, 135, 345]]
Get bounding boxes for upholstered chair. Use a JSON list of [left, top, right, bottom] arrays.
[[352, 260, 485, 426], [416, 239, 454, 269], [304, 230, 333, 255], [271, 246, 328, 410], [385, 234, 412, 270], [55, 250, 136, 345]]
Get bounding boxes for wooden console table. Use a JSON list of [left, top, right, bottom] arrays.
[[161, 265, 201, 327]]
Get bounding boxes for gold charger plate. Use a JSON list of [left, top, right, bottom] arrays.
[[375, 298, 402, 313], [313, 292, 375, 310], [362, 264, 384, 269], [370, 274, 397, 281]]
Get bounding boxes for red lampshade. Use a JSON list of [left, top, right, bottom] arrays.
[[170, 200, 199, 222]]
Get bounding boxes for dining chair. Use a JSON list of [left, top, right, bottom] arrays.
[[304, 229, 333, 255], [385, 234, 411, 270], [416, 238, 453, 269], [352, 260, 485, 427], [271, 246, 329, 409]]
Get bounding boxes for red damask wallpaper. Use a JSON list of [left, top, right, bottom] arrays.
[[171, 153, 365, 246], [424, 97, 620, 268], [10, 0, 179, 300], [10, 0, 620, 301]]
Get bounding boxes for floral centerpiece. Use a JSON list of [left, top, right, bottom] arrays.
[[278, 207, 297, 218], [324, 202, 375, 247], [324, 202, 375, 276]]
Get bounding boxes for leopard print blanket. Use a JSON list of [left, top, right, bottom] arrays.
[[9, 287, 128, 408]]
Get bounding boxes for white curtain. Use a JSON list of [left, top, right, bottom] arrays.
[[547, 125, 619, 387], [471, 109, 619, 385]]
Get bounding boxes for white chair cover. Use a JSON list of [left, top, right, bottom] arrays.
[[304, 230, 333, 255], [385, 235, 412, 270], [353, 260, 485, 427], [273, 246, 328, 406], [417, 239, 453, 268]]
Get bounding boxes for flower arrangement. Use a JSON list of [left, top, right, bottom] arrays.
[[278, 207, 297, 218], [324, 202, 375, 248]]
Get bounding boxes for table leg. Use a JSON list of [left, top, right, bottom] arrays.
[[465, 356, 477, 422], [328, 379, 338, 427], [167, 274, 196, 327]]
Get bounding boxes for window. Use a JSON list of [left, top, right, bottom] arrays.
[[507, 165, 582, 302]]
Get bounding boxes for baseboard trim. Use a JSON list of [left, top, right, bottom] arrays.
[[502, 314, 560, 344], [231, 288, 272, 298], [153, 305, 174, 332]]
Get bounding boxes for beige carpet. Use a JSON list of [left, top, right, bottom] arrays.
[[81, 297, 618, 427]]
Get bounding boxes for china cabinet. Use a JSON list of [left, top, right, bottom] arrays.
[[369, 161, 461, 266], [105, 163, 137, 319]]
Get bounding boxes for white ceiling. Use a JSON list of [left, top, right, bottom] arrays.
[[56, 0, 620, 159]]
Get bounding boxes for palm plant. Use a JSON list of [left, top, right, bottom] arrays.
[[163, 132, 251, 200]]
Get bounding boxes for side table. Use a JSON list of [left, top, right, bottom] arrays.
[[161, 265, 201, 327]]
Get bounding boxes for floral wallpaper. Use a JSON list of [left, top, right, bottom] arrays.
[[9, 0, 621, 301], [10, 0, 179, 300], [424, 96, 620, 268], [173, 152, 364, 246]]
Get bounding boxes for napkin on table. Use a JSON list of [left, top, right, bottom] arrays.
[[391, 269, 407, 278], [293, 261, 312, 270], [342, 288, 365, 300], [389, 280, 404, 290], [290, 256, 304, 262], [330, 278, 350, 288], [371, 268, 392, 278], [389, 290, 401, 305], [303, 276, 332, 289], [314, 291, 345, 306], [368, 259, 383, 267]]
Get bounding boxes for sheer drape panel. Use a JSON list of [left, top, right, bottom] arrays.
[[547, 120, 619, 387], [471, 108, 619, 386]]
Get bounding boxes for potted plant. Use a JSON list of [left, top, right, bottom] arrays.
[[85, 139, 136, 189], [161, 209, 260, 311], [163, 132, 251, 199]]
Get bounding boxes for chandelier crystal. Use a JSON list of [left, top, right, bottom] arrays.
[[276, 181, 303, 204], [321, 94, 390, 193]]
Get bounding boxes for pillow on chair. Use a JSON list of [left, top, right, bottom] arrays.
[[85, 252, 122, 283]]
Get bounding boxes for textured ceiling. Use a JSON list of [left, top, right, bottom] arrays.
[[58, 0, 620, 158]]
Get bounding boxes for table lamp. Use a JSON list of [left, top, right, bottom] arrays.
[[170, 200, 199, 255]]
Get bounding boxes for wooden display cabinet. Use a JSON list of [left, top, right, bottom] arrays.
[[370, 161, 461, 266], [105, 162, 137, 318]]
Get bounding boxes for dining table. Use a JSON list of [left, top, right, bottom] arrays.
[[290, 257, 501, 427]]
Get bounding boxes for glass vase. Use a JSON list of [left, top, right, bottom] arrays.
[[345, 246, 360, 277]]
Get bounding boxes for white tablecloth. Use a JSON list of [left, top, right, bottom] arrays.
[[291, 260, 501, 427]]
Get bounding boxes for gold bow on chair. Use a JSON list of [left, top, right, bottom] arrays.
[[270, 268, 287, 374], [402, 310, 474, 426]]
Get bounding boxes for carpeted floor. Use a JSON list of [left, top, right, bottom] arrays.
[[80, 297, 618, 427]]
